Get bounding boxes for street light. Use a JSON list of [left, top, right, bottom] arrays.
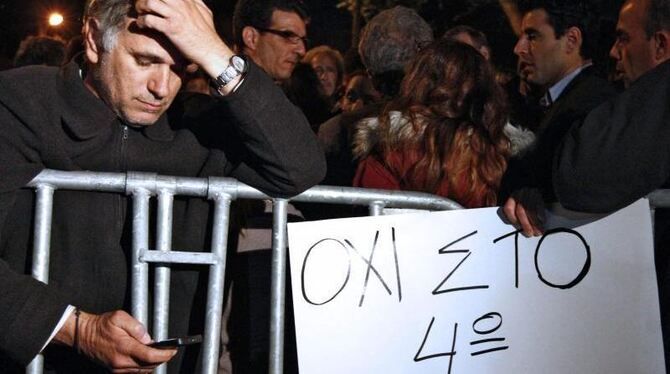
[[48, 12, 64, 27]]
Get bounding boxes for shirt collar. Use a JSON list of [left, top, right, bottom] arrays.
[[547, 62, 593, 103]]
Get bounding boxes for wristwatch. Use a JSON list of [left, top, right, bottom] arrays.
[[214, 55, 248, 93]]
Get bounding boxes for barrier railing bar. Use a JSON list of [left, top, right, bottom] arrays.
[[154, 190, 174, 374], [28, 170, 463, 211], [201, 192, 232, 374], [140, 250, 220, 265], [269, 199, 289, 374]]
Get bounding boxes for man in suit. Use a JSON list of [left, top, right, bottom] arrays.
[[501, 0, 616, 235], [232, 0, 308, 82], [554, 0, 670, 366]]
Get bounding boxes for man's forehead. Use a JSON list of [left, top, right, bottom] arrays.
[[270, 9, 306, 33], [120, 19, 186, 65], [620, 0, 648, 25], [522, 9, 549, 29]]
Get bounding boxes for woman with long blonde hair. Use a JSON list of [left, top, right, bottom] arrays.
[[353, 39, 510, 208]]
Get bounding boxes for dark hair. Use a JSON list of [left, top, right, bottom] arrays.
[[645, 0, 670, 38], [233, 0, 308, 50], [443, 25, 490, 52], [519, 0, 597, 59], [13, 36, 65, 67], [377, 40, 509, 205]]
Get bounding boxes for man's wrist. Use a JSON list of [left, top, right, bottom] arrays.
[[52, 307, 77, 347], [197, 41, 235, 81], [212, 55, 248, 96]]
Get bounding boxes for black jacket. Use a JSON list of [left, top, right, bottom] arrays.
[[499, 66, 617, 202], [0, 61, 325, 372], [554, 60, 670, 369]]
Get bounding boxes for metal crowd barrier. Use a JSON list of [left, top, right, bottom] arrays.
[[24, 169, 462, 374]]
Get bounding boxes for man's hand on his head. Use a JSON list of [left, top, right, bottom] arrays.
[[54, 310, 176, 373], [503, 188, 546, 237], [134, 0, 234, 82]]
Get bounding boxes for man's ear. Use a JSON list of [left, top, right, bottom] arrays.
[[563, 26, 583, 55], [83, 18, 102, 64], [242, 26, 259, 52], [653, 30, 670, 62]]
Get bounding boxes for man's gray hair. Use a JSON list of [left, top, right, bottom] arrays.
[[84, 0, 133, 51], [645, 0, 670, 38], [358, 6, 433, 75]]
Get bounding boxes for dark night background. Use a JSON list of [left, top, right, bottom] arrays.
[[0, 0, 624, 73]]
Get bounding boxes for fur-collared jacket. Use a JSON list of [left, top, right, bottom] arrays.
[[352, 111, 534, 208]]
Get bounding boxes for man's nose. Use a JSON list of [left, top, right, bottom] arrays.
[[513, 37, 527, 57], [609, 42, 621, 61], [295, 41, 306, 57], [148, 66, 171, 99]]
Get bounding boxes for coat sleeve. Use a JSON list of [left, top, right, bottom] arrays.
[[553, 61, 670, 213], [0, 100, 70, 365], [209, 62, 326, 197]]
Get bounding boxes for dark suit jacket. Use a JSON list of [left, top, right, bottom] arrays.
[[0, 61, 325, 372], [555, 59, 670, 368], [499, 66, 617, 202]]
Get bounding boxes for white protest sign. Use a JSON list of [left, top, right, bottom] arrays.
[[287, 199, 664, 373]]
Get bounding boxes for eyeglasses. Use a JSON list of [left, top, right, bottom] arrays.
[[255, 27, 309, 46]]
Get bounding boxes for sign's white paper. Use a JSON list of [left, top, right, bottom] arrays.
[[287, 199, 664, 373]]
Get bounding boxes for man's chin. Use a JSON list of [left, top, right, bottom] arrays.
[[121, 114, 160, 127]]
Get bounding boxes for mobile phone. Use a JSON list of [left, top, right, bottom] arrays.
[[148, 334, 203, 349]]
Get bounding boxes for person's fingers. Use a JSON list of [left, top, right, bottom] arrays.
[[135, 13, 169, 34], [503, 197, 519, 225], [514, 203, 536, 237], [135, 0, 173, 18], [109, 311, 151, 344]]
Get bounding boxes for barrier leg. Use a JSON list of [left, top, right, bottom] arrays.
[[201, 194, 232, 374], [269, 199, 289, 374], [154, 191, 174, 374], [26, 185, 55, 374], [131, 190, 151, 326]]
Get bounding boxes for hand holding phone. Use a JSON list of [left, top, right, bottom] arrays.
[[149, 334, 203, 349]]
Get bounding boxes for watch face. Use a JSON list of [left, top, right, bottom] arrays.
[[231, 56, 246, 72]]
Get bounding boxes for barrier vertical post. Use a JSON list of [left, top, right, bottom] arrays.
[[369, 201, 385, 216], [201, 192, 232, 374], [131, 189, 151, 326], [26, 185, 55, 374], [154, 190, 174, 374], [269, 199, 289, 374]]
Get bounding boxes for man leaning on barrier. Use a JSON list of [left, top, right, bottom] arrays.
[[0, 0, 325, 372]]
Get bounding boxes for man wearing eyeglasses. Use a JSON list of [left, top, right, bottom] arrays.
[[233, 0, 308, 82]]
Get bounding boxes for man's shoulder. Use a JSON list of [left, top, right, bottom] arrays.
[[0, 65, 62, 108], [564, 67, 617, 103], [0, 65, 60, 90]]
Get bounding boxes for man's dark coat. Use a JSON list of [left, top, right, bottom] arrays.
[[499, 66, 617, 202], [555, 59, 670, 369]]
